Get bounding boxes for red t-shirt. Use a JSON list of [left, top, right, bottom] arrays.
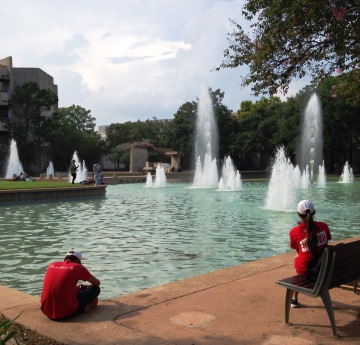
[[41, 260, 92, 319], [289, 221, 332, 276]]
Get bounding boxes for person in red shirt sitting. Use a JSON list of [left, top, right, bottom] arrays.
[[41, 249, 101, 320], [289, 200, 332, 308]]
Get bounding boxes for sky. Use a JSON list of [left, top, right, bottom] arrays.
[[1, 0, 306, 128]]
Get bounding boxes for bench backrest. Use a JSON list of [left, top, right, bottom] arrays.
[[311, 246, 334, 296], [324, 240, 360, 290]]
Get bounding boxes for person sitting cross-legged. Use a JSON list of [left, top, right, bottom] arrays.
[[41, 249, 101, 320]]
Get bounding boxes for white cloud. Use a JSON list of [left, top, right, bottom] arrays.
[[1, 0, 273, 127]]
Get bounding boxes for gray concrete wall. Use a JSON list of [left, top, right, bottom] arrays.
[[130, 148, 148, 173]]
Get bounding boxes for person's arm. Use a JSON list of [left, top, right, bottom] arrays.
[[87, 274, 101, 286]]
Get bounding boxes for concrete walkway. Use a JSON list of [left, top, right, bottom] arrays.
[[1, 236, 360, 345]]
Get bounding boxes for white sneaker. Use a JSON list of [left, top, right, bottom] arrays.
[[291, 298, 299, 308]]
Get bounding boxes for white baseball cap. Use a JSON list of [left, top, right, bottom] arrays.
[[297, 200, 315, 215], [65, 249, 82, 261]]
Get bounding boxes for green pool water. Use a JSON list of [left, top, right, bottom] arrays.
[[0, 181, 359, 299]]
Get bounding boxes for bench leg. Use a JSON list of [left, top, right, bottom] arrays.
[[320, 290, 337, 336], [285, 288, 293, 324]]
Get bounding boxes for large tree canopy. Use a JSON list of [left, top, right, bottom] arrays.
[[217, 1, 360, 97], [57, 105, 96, 132], [6, 82, 58, 170], [45, 105, 102, 171]]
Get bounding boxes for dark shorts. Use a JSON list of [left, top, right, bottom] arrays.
[[76, 284, 101, 314], [51, 285, 101, 321]]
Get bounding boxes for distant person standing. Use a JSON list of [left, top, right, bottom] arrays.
[[69, 159, 79, 184], [93, 161, 102, 185]]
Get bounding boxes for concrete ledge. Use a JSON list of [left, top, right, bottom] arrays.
[[1, 236, 359, 345], [0, 185, 106, 203]]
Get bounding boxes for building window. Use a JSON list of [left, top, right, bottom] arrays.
[[0, 106, 8, 121], [1, 82, 9, 92]]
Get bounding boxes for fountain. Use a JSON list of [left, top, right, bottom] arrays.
[[2, 179, 359, 299], [82, 160, 88, 181], [5, 139, 24, 178], [298, 92, 323, 183], [68, 151, 87, 183], [145, 165, 167, 188], [46, 161, 55, 177], [218, 156, 242, 191], [265, 146, 298, 211], [192, 85, 219, 188], [145, 172, 153, 187], [301, 165, 310, 189], [192, 86, 242, 190], [317, 161, 326, 188], [339, 161, 354, 183]]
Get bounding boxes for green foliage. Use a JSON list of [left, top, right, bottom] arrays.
[[211, 89, 239, 160], [57, 105, 96, 132], [317, 74, 360, 167], [104, 143, 131, 170], [104, 118, 171, 153], [104, 118, 174, 168], [5, 82, 58, 170], [45, 106, 102, 171], [167, 101, 197, 168], [217, 1, 360, 98], [0, 314, 24, 345]]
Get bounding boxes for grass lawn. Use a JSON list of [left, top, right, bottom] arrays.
[[0, 181, 87, 190]]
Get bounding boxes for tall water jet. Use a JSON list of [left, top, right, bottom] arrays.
[[266, 146, 297, 211], [145, 165, 167, 188], [339, 161, 354, 183], [218, 156, 242, 191], [68, 151, 87, 183], [192, 85, 219, 188], [145, 172, 153, 187], [298, 92, 323, 183], [5, 139, 24, 178], [317, 161, 326, 188], [46, 161, 55, 177], [301, 165, 310, 189], [154, 165, 167, 187], [82, 160, 88, 181]]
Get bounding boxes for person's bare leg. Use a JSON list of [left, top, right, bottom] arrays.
[[293, 291, 299, 299]]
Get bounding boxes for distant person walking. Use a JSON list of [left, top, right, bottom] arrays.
[[69, 159, 79, 184], [41, 249, 101, 320], [93, 161, 102, 185]]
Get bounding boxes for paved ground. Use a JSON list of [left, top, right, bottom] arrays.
[[1, 236, 360, 345]]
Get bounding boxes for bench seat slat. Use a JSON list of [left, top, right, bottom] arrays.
[[277, 276, 316, 289]]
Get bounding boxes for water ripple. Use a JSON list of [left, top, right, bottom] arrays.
[[0, 181, 359, 298]]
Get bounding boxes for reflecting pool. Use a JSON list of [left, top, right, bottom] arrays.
[[0, 181, 359, 299]]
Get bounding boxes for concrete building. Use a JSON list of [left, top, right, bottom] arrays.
[[0, 56, 58, 175]]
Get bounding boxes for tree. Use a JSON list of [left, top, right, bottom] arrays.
[[57, 105, 96, 132], [217, 1, 360, 98], [104, 119, 172, 166], [317, 75, 360, 170], [6, 82, 58, 171], [167, 101, 197, 169], [210, 88, 239, 161], [45, 106, 102, 171], [104, 143, 130, 170]]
